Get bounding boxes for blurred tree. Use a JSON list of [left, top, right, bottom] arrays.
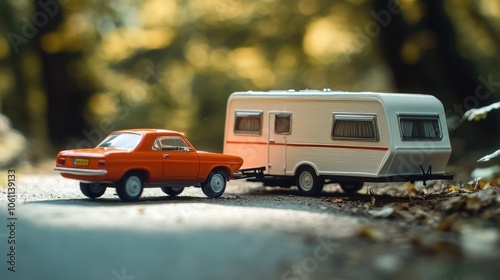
[[374, 0, 499, 151], [0, 1, 30, 133], [0, 0, 499, 158], [35, 0, 92, 146]]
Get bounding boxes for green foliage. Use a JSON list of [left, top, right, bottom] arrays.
[[478, 150, 500, 163], [463, 102, 500, 122], [1, 0, 500, 154], [463, 102, 500, 162]]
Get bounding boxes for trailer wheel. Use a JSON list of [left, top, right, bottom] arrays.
[[116, 172, 144, 202], [161, 187, 184, 196], [80, 182, 106, 199], [340, 182, 363, 194], [296, 166, 324, 196]]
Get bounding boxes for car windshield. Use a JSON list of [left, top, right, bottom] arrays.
[[97, 132, 142, 149]]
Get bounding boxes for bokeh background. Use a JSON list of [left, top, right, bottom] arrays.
[[0, 0, 499, 170]]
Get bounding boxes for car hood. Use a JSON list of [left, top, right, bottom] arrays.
[[59, 148, 131, 157]]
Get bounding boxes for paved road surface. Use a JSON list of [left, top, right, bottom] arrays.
[[0, 174, 497, 280]]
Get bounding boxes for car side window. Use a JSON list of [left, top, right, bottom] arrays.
[[152, 136, 190, 151], [152, 138, 162, 150]]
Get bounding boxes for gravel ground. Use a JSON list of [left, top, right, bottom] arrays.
[[0, 169, 499, 280]]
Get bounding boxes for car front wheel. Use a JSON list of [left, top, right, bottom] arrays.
[[202, 171, 227, 198], [117, 173, 144, 202], [80, 182, 106, 199], [161, 187, 184, 196]]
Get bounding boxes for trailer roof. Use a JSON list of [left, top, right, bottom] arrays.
[[230, 89, 435, 99], [228, 90, 444, 112]]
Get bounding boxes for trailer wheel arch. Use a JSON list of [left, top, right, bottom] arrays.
[[294, 163, 324, 196], [292, 161, 320, 177]]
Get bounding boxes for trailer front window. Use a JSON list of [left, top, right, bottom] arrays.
[[399, 115, 441, 140], [332, 114, 378, 141], [235, 111, 262, 134]]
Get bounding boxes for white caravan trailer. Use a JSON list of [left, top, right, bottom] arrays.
[[224, 89, 453, 196]]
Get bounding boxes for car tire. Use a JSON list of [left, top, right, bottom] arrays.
[[116, 172, 144, 202], [80, 182, 106, 199], [296, 166, 324, 196], [161, 187, 184, 196], [340, 182, 363, 194], [202, 171, 227, 198]]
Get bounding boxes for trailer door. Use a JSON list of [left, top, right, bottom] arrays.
[[267, 112, 290, 175]]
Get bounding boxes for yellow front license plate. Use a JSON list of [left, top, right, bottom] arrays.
[[73, 158, 89, 166]]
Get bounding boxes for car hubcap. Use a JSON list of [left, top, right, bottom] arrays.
[[89, 184, 103, 193], [299, 171, 313, 191], [211, 174, 224, 193], [171, 187, 183, 192], [126, 176, 141, 196]]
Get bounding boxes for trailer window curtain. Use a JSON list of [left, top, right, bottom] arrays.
[[234, 111, 262, 134], [332, 115, 378, 141], [399, 116, 441, 140]]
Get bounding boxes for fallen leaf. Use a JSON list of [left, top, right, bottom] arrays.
[[411, 234, 463, 258], [330, 198, 343, 203], [470, 166, 500, 180], [405, 182, 419, 195], [461, 227, 499, 258], [426, 240, 462, 258], [369, 206, 394, 218], [465, 196, 482, 212], [357, 225, 383, 241], [442, 196, 466, 213], [435, 215, 459, 232]]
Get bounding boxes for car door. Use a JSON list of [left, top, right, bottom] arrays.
[[157, 136, 200, 180]]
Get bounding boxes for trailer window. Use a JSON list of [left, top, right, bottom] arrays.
[[332, 114, 378, 141], [275, 113, 291, 134], [399, 115, 441, 140], [234, 111, 262, 134]]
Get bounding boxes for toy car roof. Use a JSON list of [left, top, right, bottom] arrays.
[[111, 129, 184, 135]]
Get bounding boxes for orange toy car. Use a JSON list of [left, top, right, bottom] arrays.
[[54, 129, 244, 201]]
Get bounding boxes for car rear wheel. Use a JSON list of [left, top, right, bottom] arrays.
[[161, 187, 184, 196], [80, 182, 106, 199], [340, 182, 363, 194], [117, 173, 144, 202], [202, 171, 227, 198], [296, 166, 324, 196]]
